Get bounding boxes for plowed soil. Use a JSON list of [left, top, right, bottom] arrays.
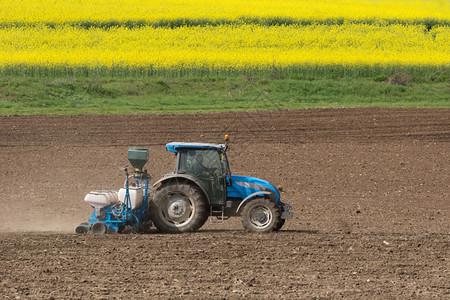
[[0, 108, 449, 299]]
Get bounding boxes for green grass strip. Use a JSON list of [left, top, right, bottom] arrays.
[[1, 75, 448, 115]]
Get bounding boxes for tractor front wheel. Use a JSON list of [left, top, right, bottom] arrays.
[[149, 181, 208, 233], [241, 197, 281, 232]]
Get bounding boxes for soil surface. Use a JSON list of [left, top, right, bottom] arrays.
[[0, 108, 449, 299]]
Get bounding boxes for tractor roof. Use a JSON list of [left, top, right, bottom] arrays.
[[166, 142, 226, 153]]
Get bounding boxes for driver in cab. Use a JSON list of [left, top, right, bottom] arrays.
[[191, 153, 216, 176]]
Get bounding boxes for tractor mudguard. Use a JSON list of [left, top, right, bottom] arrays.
[[153, 174, 212, 204], [235, 191, 273, 213]]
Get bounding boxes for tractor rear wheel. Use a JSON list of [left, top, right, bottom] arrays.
[[241, 197, 281, 232], [149, 181, 209, 233]]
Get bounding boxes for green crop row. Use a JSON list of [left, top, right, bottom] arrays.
[[1, 18, 448, 30], [0, 64, 447, 82]]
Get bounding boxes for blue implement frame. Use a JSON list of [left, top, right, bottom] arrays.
[[84, 169, 151, 233]]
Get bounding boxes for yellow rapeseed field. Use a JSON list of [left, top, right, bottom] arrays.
[[1, 0, 448, 25], [0, 0, 448, 76], [1, 24, 448, 71]]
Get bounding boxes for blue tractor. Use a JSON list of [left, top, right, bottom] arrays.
[[76, 135, 292, 234], [150, 135, 293, 233]]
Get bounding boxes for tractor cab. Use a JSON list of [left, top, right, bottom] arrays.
[[166, 142, 231, 205]]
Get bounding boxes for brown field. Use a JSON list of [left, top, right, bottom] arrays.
[[0, 108, 449, 299]]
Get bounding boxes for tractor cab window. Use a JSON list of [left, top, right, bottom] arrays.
[[178, 149, 225, 204], [193, 150, 221, 177], [177, 149, 221, 177], [177, 150, 197, 173]]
